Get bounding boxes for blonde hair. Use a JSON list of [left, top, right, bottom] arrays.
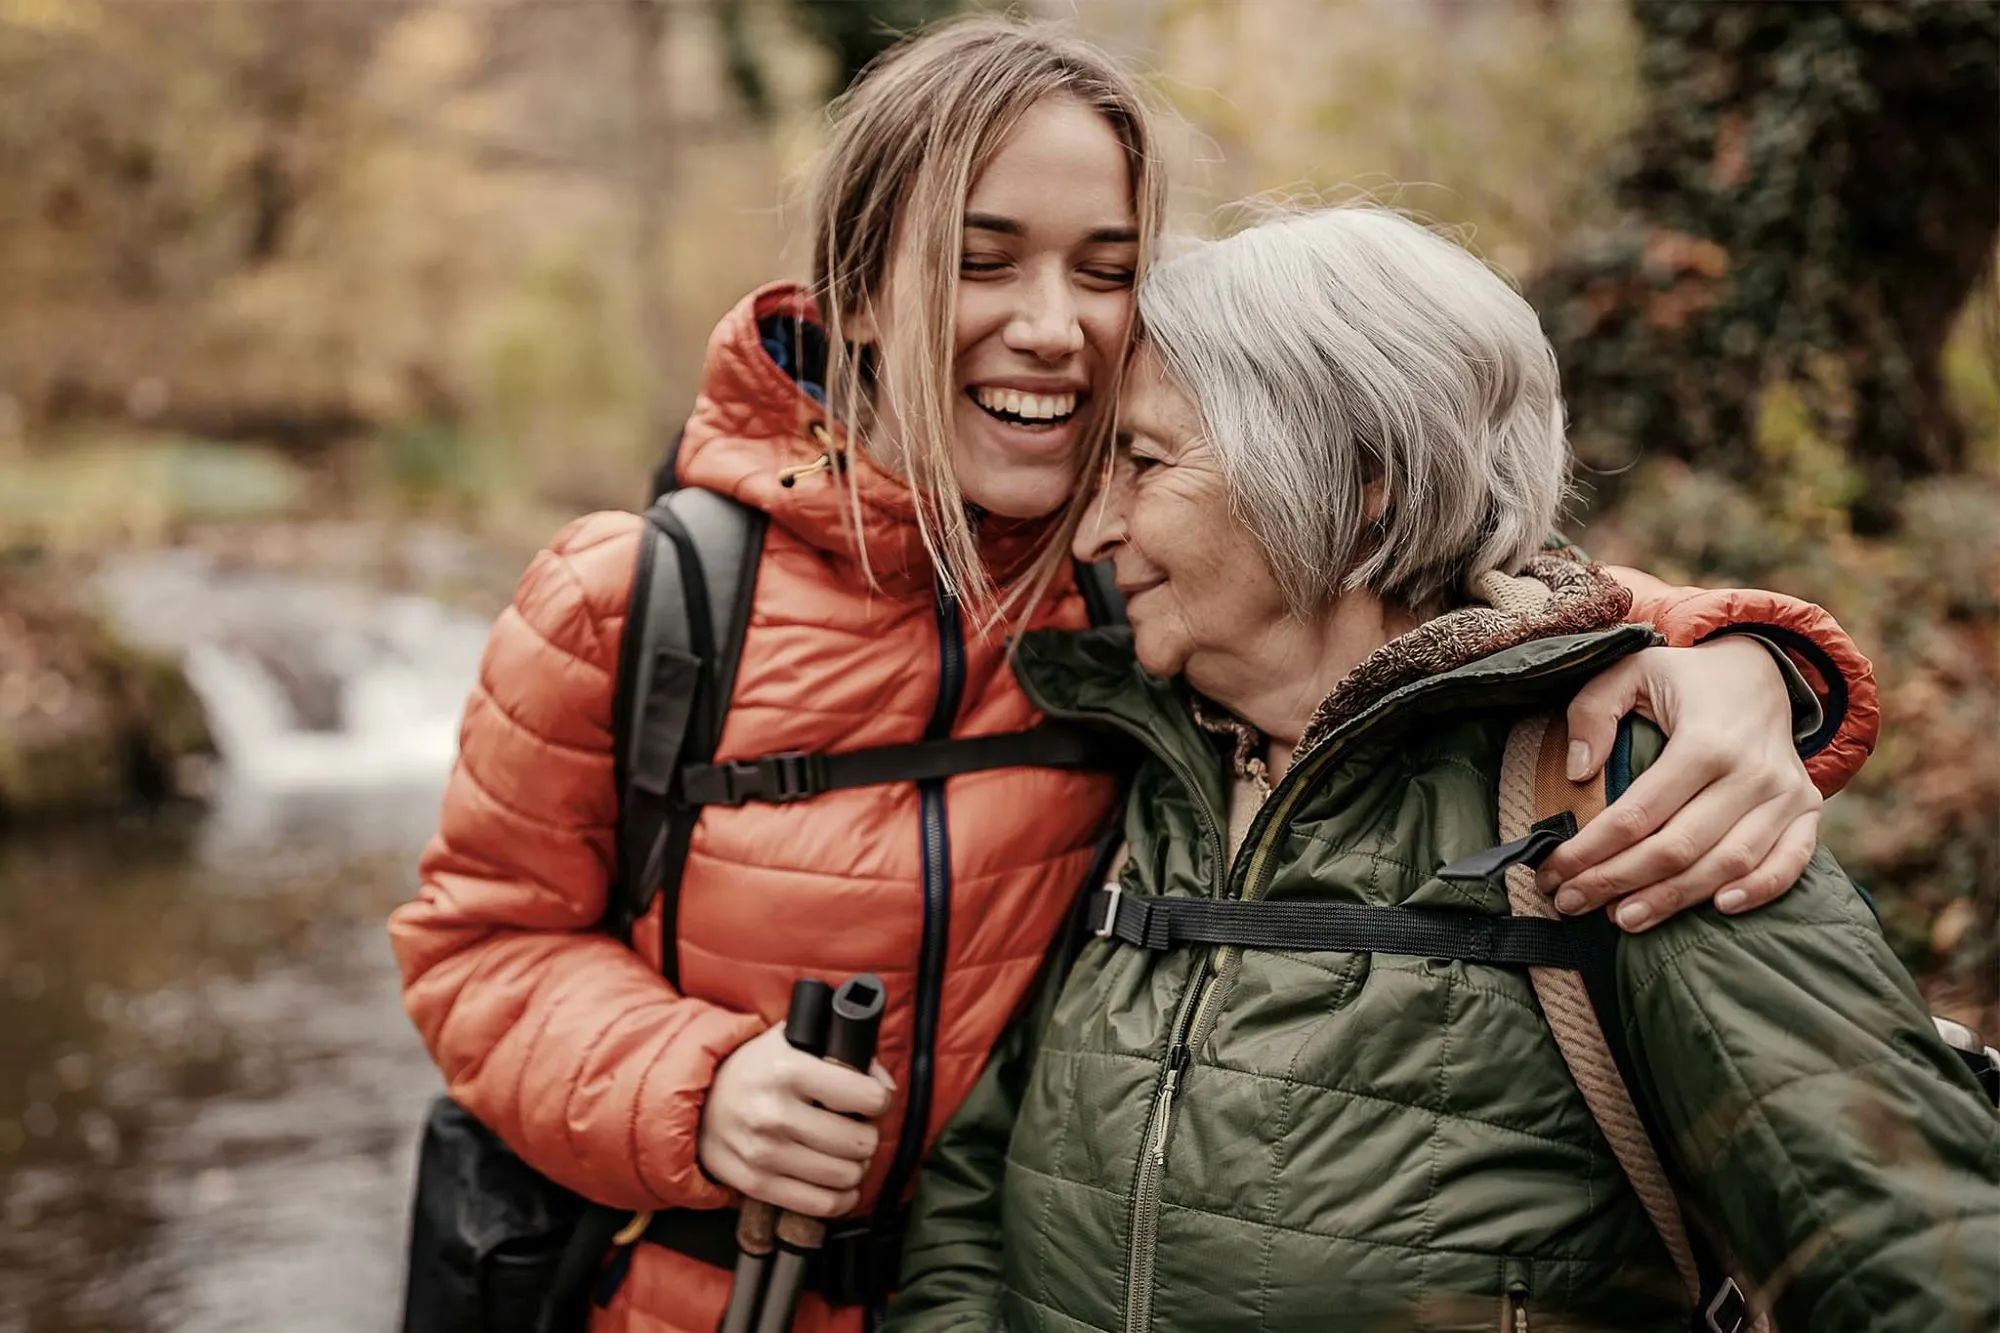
[[807, 16, 1167, 624]]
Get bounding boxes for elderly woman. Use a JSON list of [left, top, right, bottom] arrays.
[[882, 208, 1999, 1332]]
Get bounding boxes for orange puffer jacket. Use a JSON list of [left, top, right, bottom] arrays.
[[390, 284, 1878, 1333]]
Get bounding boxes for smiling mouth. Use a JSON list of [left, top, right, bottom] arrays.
[[966, 386, 1084, 430]]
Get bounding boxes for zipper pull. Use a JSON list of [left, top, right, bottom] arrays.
[[1151, 1044, 1190, 1163], [1505, 1281, 1529, 1333]]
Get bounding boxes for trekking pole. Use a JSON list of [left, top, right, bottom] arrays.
[[751, 974, 887, 1333], [717, 978, 834, 1333]]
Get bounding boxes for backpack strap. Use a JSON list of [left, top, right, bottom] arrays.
[[679, 723, 1125, 807], [1501, 714, 1762, 1333], [609, 488, 766, 984], [645, 427, 688, 506], [1498, 717, 1705, 1303]]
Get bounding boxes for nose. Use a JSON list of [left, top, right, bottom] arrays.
[[1004, 268, 1085, 362], [1072, 453, 1132, 564]]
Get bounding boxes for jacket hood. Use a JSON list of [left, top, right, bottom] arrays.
[[672, 283, 1063, 596]]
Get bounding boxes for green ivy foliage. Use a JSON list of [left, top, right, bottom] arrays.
[[1533, 0, 1999, 532]]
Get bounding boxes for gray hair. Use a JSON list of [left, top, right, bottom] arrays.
[[1136, 204, 1569, 613]]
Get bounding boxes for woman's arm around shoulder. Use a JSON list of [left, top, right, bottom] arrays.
[[1603, 565, 1879, 794], [389, 511, 764, 1213]]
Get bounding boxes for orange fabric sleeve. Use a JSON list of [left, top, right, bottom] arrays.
[[1604, 565, 1879, 797], [389, 512, 764, 1212]]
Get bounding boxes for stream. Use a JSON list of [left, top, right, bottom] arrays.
[[1, 550, 494, 1333]]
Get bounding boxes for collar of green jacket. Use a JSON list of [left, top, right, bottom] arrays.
[[1015, 556, 1658, 811]]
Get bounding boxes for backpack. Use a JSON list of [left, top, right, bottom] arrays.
[[400, 465, 1131, 1333]]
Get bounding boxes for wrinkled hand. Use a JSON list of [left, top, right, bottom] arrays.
[[1536, 636, 1821, 932], [698, 1022, 894, 1217]]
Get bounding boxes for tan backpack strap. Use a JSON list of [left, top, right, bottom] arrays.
[[1501, 715, 1705, 1307]]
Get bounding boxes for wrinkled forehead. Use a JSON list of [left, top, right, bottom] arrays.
[[1116, 346, 1204, 449]]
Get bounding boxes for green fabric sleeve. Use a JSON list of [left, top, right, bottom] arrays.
[[883, 956, 1062, 1329], [1616, 727, 2000, 1332]]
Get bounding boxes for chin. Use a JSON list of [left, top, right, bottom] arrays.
[[957, 461, 1080, 521], [1129, 623, 1185, 681]]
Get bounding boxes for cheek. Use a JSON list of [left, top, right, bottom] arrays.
[[1080, 291, 1135, 366], [1128, 484, 1259, 642], [952, 286, 1012, 363]]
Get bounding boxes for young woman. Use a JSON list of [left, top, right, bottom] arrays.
[[389, 19, 1877, 1333]]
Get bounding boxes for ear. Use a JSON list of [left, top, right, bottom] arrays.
[[844, 299, 879, 345], [1361, 478, 1390, 526]]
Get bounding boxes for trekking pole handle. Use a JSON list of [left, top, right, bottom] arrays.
[[718, 979, 834, 1333], [751, 974, 887, 1333]]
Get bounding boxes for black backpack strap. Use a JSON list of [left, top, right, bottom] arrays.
[[609, 513, 676, 946], [608, 488, 766, 981], [1083, 888, 1582, 967], [679, 722, 1126, 807], [1074, 558, 1126, 628], [646, 427, 688, 506]]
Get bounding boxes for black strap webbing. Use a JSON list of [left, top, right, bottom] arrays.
[[680, 722, 1127, 807], [637, 1206, 907, 1309], [1087, 888, 1585, 969]]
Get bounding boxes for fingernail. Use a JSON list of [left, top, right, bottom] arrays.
[[1616, 900, 1654, 931], [1555, 889, 1585, 914], [1716, 889, 1747, 913], [1566, 740, 1590, 782]]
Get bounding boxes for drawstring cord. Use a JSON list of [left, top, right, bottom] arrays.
[[778, 424, 841, 488]]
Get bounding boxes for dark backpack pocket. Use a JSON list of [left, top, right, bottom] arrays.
[[481, 1235, 573, 1333], [401, 1095, 589, 1333]]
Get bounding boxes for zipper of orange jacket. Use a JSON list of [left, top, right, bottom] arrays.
[[868, 584, 966, 1310]]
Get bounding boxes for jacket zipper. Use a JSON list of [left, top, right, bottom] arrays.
[[871, 589, 966, 1253], [1505, 1282, 1530, 1332], [1010, 669, 1232, 1333], [1064, 631, 1650, 1332], [1124, 983, 1201, 1333]]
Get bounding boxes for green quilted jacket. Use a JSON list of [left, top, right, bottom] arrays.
[[885, 576, 1999, 1333]]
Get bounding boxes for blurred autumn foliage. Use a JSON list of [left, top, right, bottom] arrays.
[[1534, 0, 2000, 534], [1532, 0, 2000, 1027], [0, 0, 1994, 1019]]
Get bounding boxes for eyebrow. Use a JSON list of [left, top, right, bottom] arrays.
[[963, 213, 1139, 245]]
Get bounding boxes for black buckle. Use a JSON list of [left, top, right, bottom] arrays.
[[759, 752, 822, 803], [704, 752, 825, 805], [1704, 1277, 1747, 1333], [1437, 820, 1574, 883]]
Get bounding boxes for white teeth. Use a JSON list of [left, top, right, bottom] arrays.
[[973, 388, 1079, 421]]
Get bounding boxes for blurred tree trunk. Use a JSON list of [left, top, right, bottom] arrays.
[[1531, 0, 2000, 531], [789, 0, 961, 96], [627, 0, 678, 456]]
